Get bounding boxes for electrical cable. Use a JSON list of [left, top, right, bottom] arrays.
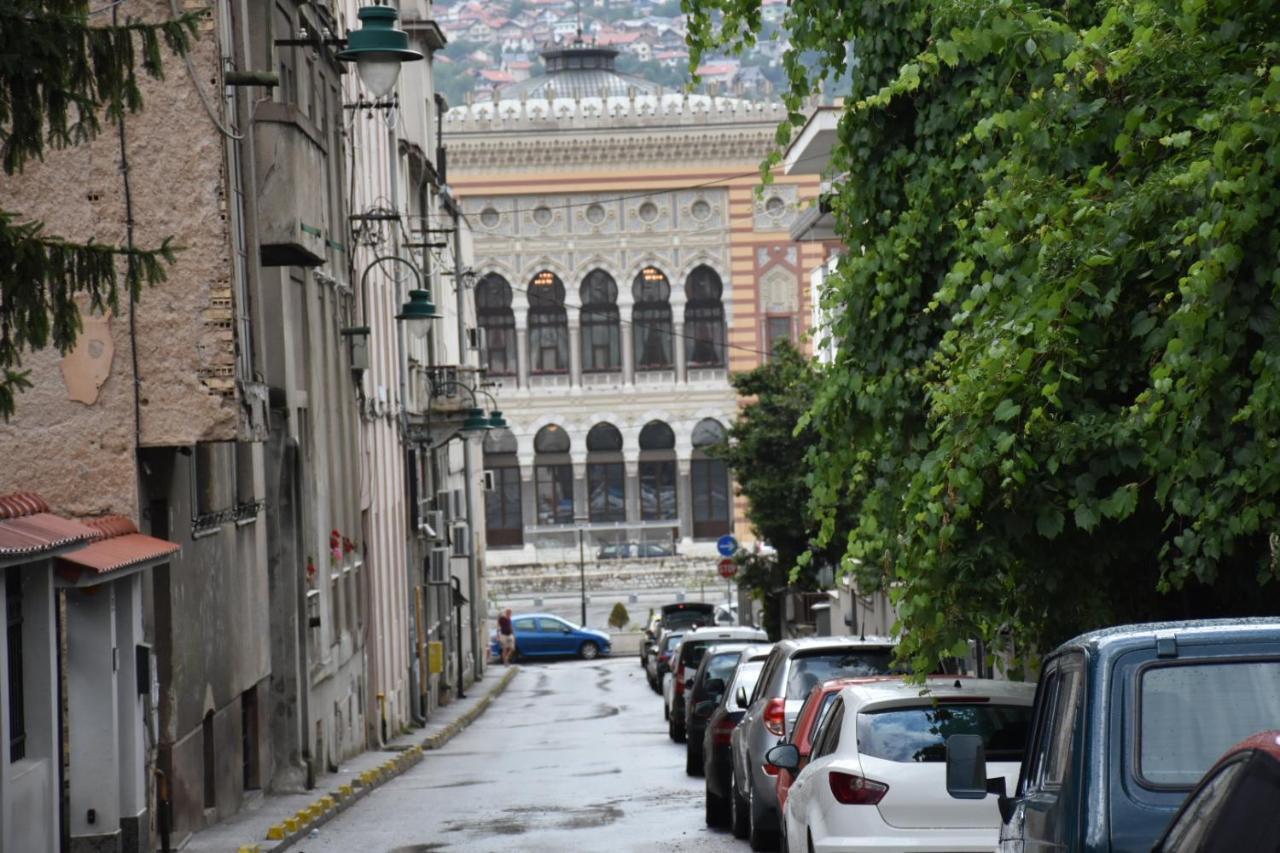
[[115, 4, 144, 454], [170, 0, 243, 140]]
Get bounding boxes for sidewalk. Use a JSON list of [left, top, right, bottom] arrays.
[[183, 665, 520, 853]]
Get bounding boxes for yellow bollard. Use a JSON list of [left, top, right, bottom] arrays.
[[265, 825, 285, 841]]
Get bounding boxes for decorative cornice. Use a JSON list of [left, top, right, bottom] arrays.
[[449, 127, 777, 172]]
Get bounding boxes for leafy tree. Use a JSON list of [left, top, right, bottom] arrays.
[[687, 0, 1280, 673], [0, 1, 197, 419], [716, 342, 834, 638]]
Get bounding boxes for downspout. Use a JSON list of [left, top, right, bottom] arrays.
[[447, 190, 482, 682]]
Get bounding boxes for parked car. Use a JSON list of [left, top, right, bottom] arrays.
[[773, 676, 897, 817], [639, 611, 662, 668], [946, 618, 1280, 853], [704, 645, 773, 828], [681, 636, 771, 770], [667, 626, 769, 744], [772, 678, 1034, 853], [714, 602, 737, 625], [486, 613, 612, 661], [650, 602, 717, 685], [597, 541, 678, 559], [730, 636, 897, 850], [647, 630, 686, 694], [1152, 730, 1280, 853]]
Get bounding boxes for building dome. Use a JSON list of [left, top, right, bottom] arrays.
[[497, 42, 664, 101]]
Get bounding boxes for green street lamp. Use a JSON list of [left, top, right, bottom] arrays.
[[460, 407, 492, 433], [395, 288, 443, 321], [487, 409, 508, 430], [336, 5, 423, 99]]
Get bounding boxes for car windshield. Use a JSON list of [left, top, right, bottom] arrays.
[[1140, 660, 1280, 787], [702, 651, 744, 687], [857, 703, 1032, 763], [728, 661, 764, 701], [785, 649, 896, 698]]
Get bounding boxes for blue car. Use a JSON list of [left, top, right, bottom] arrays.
[[490, 613, 612, 661]]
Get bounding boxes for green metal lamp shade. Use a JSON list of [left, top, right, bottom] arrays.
[[487, 410, 508, 430], [461, 407, 491, 433], [336, 6, 424, 64], [396, 288, 442, 321]]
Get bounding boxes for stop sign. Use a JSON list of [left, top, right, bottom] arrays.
[[718, 558, 737, 579]]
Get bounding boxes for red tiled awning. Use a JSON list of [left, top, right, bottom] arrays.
[[57, 515, 180, 584], [0, 492, 97, 565]]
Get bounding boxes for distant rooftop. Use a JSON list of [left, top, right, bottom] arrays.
[[496, 41, 663, 101]]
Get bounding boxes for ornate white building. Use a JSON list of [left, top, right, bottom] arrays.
[[445, 43, 824, 563]]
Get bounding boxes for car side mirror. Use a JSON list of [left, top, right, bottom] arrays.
[[684, 678, 695, 690], [765, 743, 800, 772], [705, 678, 725, 695], [735, 686, 748, 709], [946, 735, 1010, 818]]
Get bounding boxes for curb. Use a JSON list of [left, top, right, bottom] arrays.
[[246, 666, 520, 852]]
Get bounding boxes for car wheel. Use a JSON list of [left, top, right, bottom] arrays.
[[685, 743, 702, 776], [730, 767, 750, 839], [705, 779, 727, 827], [579, 641, 599, 660], [748, 780, 776, 852]]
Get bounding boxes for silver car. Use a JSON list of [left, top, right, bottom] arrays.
[[728, 636, 896, 850]]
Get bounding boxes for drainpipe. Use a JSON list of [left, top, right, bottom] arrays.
[[447, 190, 482, 683]]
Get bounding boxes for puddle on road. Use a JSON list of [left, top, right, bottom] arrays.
[[388, 845, 449, 852], [570, 767, 622, 777], [442, 802, 625, 839]]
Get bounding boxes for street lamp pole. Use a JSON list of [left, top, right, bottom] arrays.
[[575, 514, 589, 626]]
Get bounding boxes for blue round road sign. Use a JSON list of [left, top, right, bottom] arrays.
[[716, 534, 738, 557]]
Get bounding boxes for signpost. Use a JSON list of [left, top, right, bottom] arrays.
[[718, 558, 737, 579], [716, 538, 739, 616], [716, 534, 738, 557]]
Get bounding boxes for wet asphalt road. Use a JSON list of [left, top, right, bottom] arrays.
[[296, 656, 742, 853]]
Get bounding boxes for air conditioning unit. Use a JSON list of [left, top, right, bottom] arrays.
[[482, 469, 496, 491], [420, 510, 445, 540], [452, 488, 466, 518], [451, 522, 470, 557], [435, 490, 452, 520], [428, 547, 448, 584]]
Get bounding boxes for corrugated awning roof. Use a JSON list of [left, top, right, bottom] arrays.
[[57, 515, 179, 584], [0, 492, 97, 563]]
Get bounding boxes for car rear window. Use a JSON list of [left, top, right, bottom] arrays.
[[857, 703, 1032, 763], [664, 610, 715, 630], [1139, 660, 1280, 787], [703, 651, 745, 686], [785, 649, 896, 698], [663, 634, 683, 653]]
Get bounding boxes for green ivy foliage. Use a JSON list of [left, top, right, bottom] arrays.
[[0, 1, 197, 419], [687, 0, 1280, 673]]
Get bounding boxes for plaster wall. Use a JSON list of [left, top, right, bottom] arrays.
[[0, 0, 240, 504]]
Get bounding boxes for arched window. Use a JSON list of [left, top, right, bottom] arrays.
[[483, 429, 523, 547], [638, 420, 677, 520], [685, 265, 725, 369], [580, 270, 621, 373], [476, 274, 516, 376], [633, 266, 673, 371], [586, 422, 625, 522], [533, 424, 573, 525], [528, 271, 568, 374], [690, 418, 731, 538]]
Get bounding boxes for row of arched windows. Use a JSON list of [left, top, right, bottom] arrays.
[[482, 418, 732, 547], [476, 265, 727, 377]]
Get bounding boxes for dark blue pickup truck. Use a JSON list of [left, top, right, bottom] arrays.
[[947, 618, 1280, 853]]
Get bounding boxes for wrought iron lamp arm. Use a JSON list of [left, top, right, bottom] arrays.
[[359, 254, 422, 325]]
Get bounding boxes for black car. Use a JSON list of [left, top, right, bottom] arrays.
[[668, 627, 768, 744], [685, 642, 772, 776], [703, 645, 771, 828]]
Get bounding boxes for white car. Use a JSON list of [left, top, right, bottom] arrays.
[[774, 678, 1035, 853]]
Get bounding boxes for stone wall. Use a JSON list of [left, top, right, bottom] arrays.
[[486, 556, 724, 596]]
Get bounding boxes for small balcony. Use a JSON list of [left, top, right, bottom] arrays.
[[254, 102, 329, 267]]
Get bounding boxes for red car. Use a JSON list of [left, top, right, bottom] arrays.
[[773, 676, 895, 814], [1153, 729, 1280, 852]]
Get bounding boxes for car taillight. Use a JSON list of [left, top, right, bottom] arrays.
[[712, 717, 736, 746], [762, 761, 780, 776], [763, 698, 785, 737], [675, 665, 686, 695], [657, 652, 669, 663], [828, 771, 887, 805]]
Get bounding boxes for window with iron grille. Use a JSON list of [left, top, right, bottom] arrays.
[[633, 267, 673, 370], [477, 274, 517, 376], [580, 270, 621, 372], [6, 570, 24, 763]]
